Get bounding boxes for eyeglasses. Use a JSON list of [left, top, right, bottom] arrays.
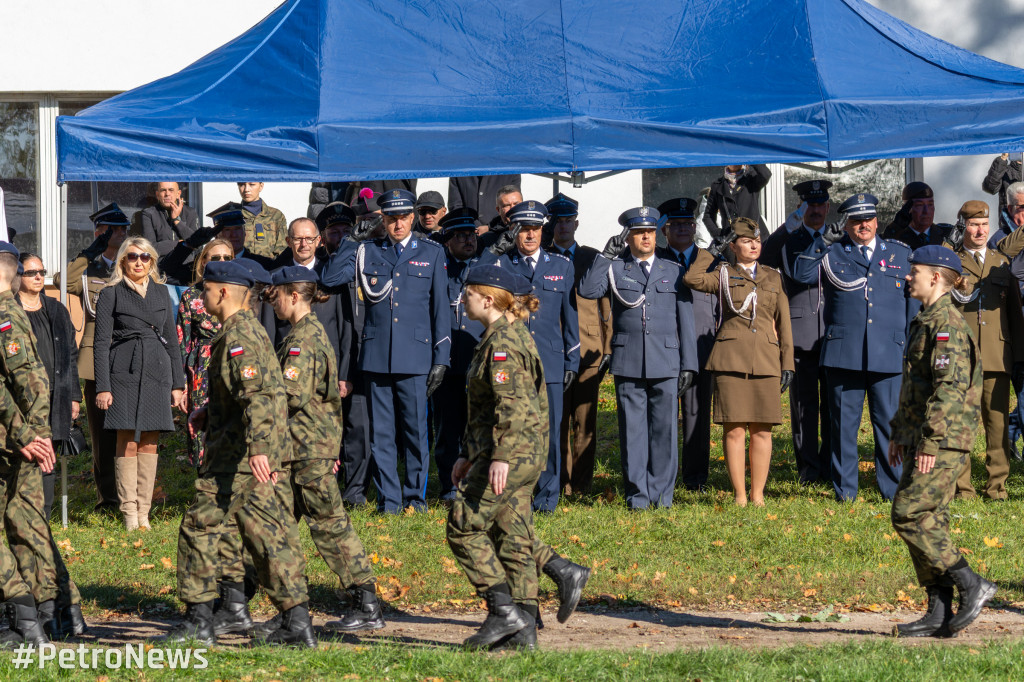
[[22, 269, 46, 278], [289, 236, 320, 244], [208, 255, 233, 262], [124, 252, 152, 263]]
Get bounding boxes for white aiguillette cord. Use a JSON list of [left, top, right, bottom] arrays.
[[357, 242, 393, 303], [718, 263, 757, 322], [607, 262, 645, 308]]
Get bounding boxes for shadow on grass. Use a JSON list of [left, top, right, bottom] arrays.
[[596, 603, 876, 637]]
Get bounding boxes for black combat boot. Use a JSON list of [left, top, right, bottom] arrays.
[[463, 584, 529, 649], [36, 600, 61, 640], [211, 582, 254, 635], [259, 602, 317, 649], [60, 604, 88, 637], [491, 602, 538, 651], [542, 555, 591, 623], [253, 612, 282, 638], [0, 596, 49, 648], [895, 584, 956, 638], [948, 560, 997, 633], [325, 583, 385, 632], [162, 601, 216, 646]]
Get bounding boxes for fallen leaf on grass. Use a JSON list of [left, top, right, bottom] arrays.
[[157, 586, 173, 595], [804, 588, 817, 597], [688, 587, 699, 595], [983, 537, 1003, 548], [99, 538, 108, 549], [728, 575, 737, 584], [160, 557, 173, 569], [56, 538, 74, 553], [712, 540, 725, 547], [441, 557, 461, 574], [765, 514, 778, 521], [843, 533, 853, 541], [139, 564, 155, 570], [133, 539, 144, 548]]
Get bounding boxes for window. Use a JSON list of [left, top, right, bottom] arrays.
[[782, 159, 907, 228], [0, 101, 40, 254]]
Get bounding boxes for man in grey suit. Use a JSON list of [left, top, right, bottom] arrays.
[[131, 182, 199, 257], [579, 207, 699, 509]]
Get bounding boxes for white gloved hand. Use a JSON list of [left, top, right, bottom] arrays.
[[785, 201, 807, 232]]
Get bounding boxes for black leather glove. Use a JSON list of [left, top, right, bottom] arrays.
[[426, 364, 447, 398], [488, 225, 520, 257], [352, 215, 383, 242], [707, 229, 736, 259], [677, 370, 696, 397], [945, 220, 965, 251], [184, 225, 222, 250], [780, 369, 795, 394], [894, 199, 913, 227], [1012, 362, 1024, 395], [597, 354, 612, 381], [81, 228, 112, 260], [563, 370, 576, 392], [821, 219, 846, 246], [602, 227, 629, 259]]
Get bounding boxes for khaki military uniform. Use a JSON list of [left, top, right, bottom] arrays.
[[684, 250, 795, 424], [0, 292, 81, 607], [952, 227, 1024, 499], [242, 203, 287, 260], [891, 294, 982, 586], [447, 316, 547, 606], [176, 308, 308, 610], [53, 254, 119, 506]]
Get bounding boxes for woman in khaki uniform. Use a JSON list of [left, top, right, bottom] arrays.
[[684, 217, 795, 506]]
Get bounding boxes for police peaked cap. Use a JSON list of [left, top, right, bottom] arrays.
[[90, 203, 131, 227], [316, 202, 356, 230], [618, 206, 660, 229], [837, 193, 878, 219], [376, 189, 416, 215], [439, 208, 480, 235], [545, 193, 579, 218], [656, 198, 698, 220], [507, 201, 549, 226], [792, 180, 833, 204]]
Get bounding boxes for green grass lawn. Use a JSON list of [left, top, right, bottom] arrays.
[[12, 380, 1023, 679]]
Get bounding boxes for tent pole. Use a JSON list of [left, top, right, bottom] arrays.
[[59, 182, 68, 529]]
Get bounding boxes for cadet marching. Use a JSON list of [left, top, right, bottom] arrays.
[[3, 169, 1022, 649]]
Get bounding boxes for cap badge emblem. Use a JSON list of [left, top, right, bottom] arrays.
[[639, 207, 649, 217]]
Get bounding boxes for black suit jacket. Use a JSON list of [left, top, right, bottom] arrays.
[[132, 205, 200, 257]]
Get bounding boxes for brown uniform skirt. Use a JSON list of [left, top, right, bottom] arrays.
[[712, 372, 783, 425]]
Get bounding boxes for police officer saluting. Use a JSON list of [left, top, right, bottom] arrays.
[[657, 197, 717, 491], [793, 193, 912, 501], [949, 200, 1024, 501], [760, 180, 834, 485], [579, 207, 698, 509], [321, 189, 450, 513], [890, 246, 994, 637], [433, 209, 484, 502], [480, 200, 579, 513]]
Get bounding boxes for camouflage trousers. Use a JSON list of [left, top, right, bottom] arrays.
[[447, 457, 542, 606], [219, 459, 374, 591], [891, 449, 968, 586], [0, 453, 80, 605], [177, 472, 308, 610]]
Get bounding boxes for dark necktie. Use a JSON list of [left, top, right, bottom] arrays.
[[640, 260, 650, 282], [860, 245, 870, 261], [974, 251, 984, 268], [394, 242, 404, 258], [526, 256, 535, 271], [564, 248, 574, 262]]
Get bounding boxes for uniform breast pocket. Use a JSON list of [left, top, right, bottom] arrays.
[[615, 277, 643, 293], [884, 269, 905, 290], [362, 262, 389, 279], [361, 326, 376, 341], [542, 279, 563, 293], [408, 267, 431, 279], [610, 332, 630, 347], [655, 279, 677, 294], [413, 327, 431, 344]]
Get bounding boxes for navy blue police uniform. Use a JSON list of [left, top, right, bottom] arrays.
[[656, 197, 718, 490], [433, 209, 485, 500], [759, 180, 833, 484], [579, 207, 699, 509], [479, 201, 580, 512], [792, 193, 911, 501], [320, 189, 451, 513]]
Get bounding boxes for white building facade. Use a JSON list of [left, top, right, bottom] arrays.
[[2, 0, 1023, 271]]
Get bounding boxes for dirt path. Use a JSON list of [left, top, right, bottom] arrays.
[[75, 607, 1024, 652]]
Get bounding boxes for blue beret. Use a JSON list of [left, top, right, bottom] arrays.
[[655, 198, 697, 220], [0, 242, 19, 259], [203, 260, 254, 287], [512, 273, 532, 297], [618, 206, 660, 229], [439, 208, 480, 235], [465, 264, 515, 293], [792, 180, 833, 204], [837, 193, 878, 219], [272, 265, 319, 286], [89, 202, 131, 227], [376, 189, 416, 215], [235, 257, 273, 285], [316, 202, 356, 230], [507, 200, 549, 226], [910, 245, 962, 275], [545, 193, 579, 218]]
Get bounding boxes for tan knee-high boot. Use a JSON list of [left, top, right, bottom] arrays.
[[136, 451, 159, 530], [114, 456, 139, 530]]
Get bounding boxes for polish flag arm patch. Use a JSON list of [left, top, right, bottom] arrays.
[[492, 351, 508, 362], [288, 347, 301, 356], [229, 346, 245, 357], [936, 332, 949, 342], [0, 320, 11, 333]]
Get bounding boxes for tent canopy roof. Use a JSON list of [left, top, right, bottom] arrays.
[[56, 0, 1024, 182]]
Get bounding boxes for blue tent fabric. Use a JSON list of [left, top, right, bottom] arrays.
[[56, 0, 1024, 182]]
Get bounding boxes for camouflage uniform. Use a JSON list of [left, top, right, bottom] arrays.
[[0, 291, 81, 608], [242, 203, 287, 260], [0, 374, 40, 603], [176, 308, 308, 610], [890, 294, 982, 586], [447, 315, 547, 606]]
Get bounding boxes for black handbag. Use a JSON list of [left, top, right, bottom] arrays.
[[60, 422, 88, 457]]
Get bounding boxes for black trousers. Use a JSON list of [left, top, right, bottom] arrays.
[[338, 382, 372, 505]]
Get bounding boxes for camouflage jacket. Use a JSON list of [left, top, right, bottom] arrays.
[[277, 312, 342, 461], [242, 203, 287, 259], [203, 308, 291, 475], [890, 294, 981, 456], [463, 315, 547, 467], [0, 290, 51, 441]]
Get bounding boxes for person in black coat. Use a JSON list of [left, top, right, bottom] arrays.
[[17, 253, 81, 519], [702, 164, 772, 240], [94, 237, 186, 530], [983, 153, 1023, 236], [448, 175, 522, 226]]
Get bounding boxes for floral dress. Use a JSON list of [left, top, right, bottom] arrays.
[[176, 284, 221, 466]]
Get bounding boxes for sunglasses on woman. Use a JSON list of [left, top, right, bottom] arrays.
[[22, 269, 47, 278], [124, 252, 153, 263], [208, 255, 233, 262]]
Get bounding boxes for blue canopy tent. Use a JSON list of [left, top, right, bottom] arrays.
[[56, 0, 1024, 183]]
